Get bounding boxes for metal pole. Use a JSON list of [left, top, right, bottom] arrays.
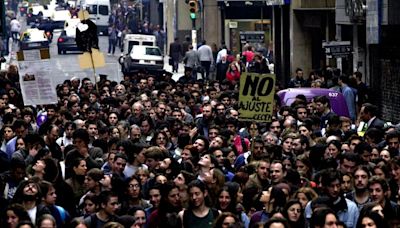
[[192, 18, 197, 50]]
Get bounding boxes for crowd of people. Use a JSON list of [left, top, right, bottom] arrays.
[[170, 39, 272, 84], [107, 4, 166, 56], [0, 41, 399, 228]]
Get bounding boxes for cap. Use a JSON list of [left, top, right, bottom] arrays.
[[99, 74, 108, 80]]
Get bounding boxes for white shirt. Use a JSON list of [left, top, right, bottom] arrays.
[[216, 48, 227, 63], [10, 19, 21, 32], [27, 206, 37, 225]]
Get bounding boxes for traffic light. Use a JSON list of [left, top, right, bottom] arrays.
[[188, 0, 198, 19]]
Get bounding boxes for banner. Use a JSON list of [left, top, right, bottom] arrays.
[[239, 73, 276, 122], [19, 60, 58, 106]]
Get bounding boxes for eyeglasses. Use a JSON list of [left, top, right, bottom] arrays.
[[157, 137, 166, 140]]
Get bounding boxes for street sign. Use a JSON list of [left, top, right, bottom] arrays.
[[322, 41, 353, 58]]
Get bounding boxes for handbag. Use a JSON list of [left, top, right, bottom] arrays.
[[195, 65, 204, 73]]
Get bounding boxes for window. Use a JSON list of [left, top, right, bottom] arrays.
[[99, 5, 108, 15], [128, 41, 139, 53], [86, 5, 97, 14], [145, 48, 161, 56]]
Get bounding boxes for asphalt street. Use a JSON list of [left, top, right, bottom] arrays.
[[9, 15, 184, 85]]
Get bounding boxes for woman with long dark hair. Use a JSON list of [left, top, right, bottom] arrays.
[[3, 204, 31, 228], [249, 186, 287, 228], [282, 200, 305, 228], [147, 182, 182, 228], [65, 157, 87, 205], [215, 185, 249, 228]]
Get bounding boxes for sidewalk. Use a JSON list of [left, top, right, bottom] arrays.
[[163, 56, 184, 81], [1, 38, 18, 70]]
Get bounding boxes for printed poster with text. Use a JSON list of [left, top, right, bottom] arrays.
[[19, 60, 58, 106], [239, 73, 276, 123]]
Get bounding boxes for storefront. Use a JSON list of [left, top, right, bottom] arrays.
[[217, 1, 273, 55]]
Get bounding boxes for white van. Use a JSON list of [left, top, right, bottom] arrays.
[[122, 34, 156, 55], [81, 0, 110, 35]]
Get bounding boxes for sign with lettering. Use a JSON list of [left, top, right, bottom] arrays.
[[239, 73, 276, 122], [322, 41, 353, 58]]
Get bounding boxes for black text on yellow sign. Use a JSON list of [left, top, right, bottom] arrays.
[[239, 73, 276, 123]]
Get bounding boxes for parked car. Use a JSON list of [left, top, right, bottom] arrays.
[[119, 45, 164, 74], [277, 88, 350, 117], [20, 28, 49, 50]]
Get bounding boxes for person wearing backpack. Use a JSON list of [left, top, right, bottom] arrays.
[[179, 180, 220, 228]]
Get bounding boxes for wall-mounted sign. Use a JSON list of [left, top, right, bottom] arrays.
[[323, 41, 353, 58]]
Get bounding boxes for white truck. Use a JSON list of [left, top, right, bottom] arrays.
[[118, 34, 164, 74]]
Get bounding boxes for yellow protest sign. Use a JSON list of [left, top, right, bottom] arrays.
[[239, 73, 276, 122]]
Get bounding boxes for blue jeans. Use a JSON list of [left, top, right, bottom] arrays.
[[108, 39, 117, 54]]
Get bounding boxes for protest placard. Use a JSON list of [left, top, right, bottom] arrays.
[[239, 73, 276, 122], [19, 60, 58, 106]]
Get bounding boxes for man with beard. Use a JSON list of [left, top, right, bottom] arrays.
[[304, 169, 359, 228], [12, 178, 51, 225], [44, 124, 63, 161], [196, 103, 215, 138], [345, 166, 371, 210], [130, 125, 145, 143], [243, 159, 270, 212], [86, 121, 99, 146], [153, 102, 168, 125], [235, 137, 265, 169]]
